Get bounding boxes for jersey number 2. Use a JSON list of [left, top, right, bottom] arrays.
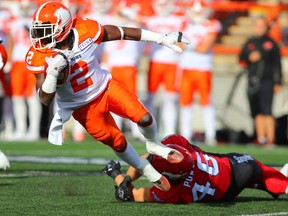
[[70, 60, 93, 93]]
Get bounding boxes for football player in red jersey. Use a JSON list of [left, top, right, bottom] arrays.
[[104, 134, 288, 203], [25, 1, 189, 191]]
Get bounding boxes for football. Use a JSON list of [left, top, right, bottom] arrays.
[[55, 52, 71, 87], [44, 52, 71, 87]]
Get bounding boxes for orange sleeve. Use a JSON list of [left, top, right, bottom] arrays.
[[74, 17, 105, 45], [25, 46, 57, 75]]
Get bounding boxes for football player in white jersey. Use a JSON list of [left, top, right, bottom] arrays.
[[179, 0, 221, 145], [25, 1, 189, 191], [6, 0, 41, 141], [143, 0, 186, 137]]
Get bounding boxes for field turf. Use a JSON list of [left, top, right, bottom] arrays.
[[0, 138, 287, 216]]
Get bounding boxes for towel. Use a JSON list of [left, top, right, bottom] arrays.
[[48, 108, 73, 145]]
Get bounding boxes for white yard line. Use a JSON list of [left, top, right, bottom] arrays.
[[237, 212, 288, 216]]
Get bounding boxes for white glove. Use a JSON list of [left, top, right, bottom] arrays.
[[45, 53, 68, 77], [140, 29, 190, 53], [42, 53, 68, 94], [158, 32, 190, 52]]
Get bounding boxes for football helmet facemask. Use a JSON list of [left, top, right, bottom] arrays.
[[30, 2, 73, 50]]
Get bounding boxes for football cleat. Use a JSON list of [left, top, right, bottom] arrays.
[[166, 150, 184, 164], [152, 175, 171, 192], [0, 151, 10, 170]]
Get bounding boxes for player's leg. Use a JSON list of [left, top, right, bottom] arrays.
[[106, 79, 183, 163], [72, 100, 171, 191], [198, 71, 216, 145], [179, 69, 194, 141], [280, 163, 288, 177], [26, 66, 41, 140], [10, 62, 26, 139], [161, 63, 178, 136], [255, 160, 288, 195], [146, 62, 163, 119]]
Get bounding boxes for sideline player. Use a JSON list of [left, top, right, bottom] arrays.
[[104, 134, 288, 203], [179, 0, 221, 145], [25, 1, 189, 190], [143, 0, 186, 137]]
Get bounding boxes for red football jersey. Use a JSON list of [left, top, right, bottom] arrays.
[[149, 134, 232, 203]]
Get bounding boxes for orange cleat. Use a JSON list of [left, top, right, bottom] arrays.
[[167, 150, 184, 164], [152, 175, 171, 192]]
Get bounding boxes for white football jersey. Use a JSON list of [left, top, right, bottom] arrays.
[[180, 19, 221, 71], [26, 17, 112, 110], [144, 15, 185, 64]]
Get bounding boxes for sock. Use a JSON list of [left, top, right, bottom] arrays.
[[203, 105, 216, 140], [161, 92, 178, 136], [180, 105, 193, 140], [114, 142, 161, 182], [27, 96, 42, 135], [12, 96, 27, 133], [138, 116, 171, 159]]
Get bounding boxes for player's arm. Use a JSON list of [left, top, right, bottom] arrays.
[[35, 73, 55, 106], [195, 33, 217, 53], [35, 54, 68, 106], [102, 25, 189, 52], [103, 160, 151, 202]]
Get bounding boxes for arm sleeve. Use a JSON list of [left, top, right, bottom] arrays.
[[239, 41, 250, 67]]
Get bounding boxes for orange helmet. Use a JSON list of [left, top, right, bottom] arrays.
[[30, 1, 73, 50], [188, 0, 211, 24]]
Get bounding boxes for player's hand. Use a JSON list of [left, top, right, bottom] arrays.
[[159, 32, 190, 53], [114, 176, 134, 202], [102, 160, 122, 179], [45, 53, 68, 77]]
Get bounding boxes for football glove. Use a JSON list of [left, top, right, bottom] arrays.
[[159, 32, 190, 53], [45, 53, 68, 78], [102, 160, 122, 179], [114, 176, 134, 202]]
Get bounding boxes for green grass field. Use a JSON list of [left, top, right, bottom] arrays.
[[0, 138, 288, 216]]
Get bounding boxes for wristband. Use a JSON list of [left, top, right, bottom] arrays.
[[42, 74, 57, 93], [140, 29, 162, 43]]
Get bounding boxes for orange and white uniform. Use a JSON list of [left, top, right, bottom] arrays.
[[179, 19, 221, 106], [179, 18, 221, 143], [26, 17, 148, 150], [9, 16, 36, 97], [144, 15, 185, 93]]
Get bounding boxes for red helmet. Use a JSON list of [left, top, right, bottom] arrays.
[[151, 143, 194, 181], [161, 134, 191, 147], [30, 1, 73, 50]]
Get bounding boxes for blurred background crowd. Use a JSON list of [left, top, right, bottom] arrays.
[[0, 0, 287, 147]]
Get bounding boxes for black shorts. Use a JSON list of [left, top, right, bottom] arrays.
[[248, 80, 274, 117], [221, 153, 262, 202]]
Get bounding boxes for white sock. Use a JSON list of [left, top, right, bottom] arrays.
[[111, 112, 123, 130], [161, 92, 178, 136], [180, 105, 193, 140], [138, 116, 171, 159], [27, 96, 42, 135], [203, 105, 216, 140], [12, 97, 27, 133], [114, 142, 161, 182]]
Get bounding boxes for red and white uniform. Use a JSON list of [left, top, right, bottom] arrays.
[[149, 135, 231, 203], [26, 17, 111, 110]]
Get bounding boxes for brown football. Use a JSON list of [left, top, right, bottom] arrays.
[[56, 52, 70, 87]]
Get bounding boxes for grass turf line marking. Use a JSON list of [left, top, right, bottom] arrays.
[[237, 212, 288, 216]]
